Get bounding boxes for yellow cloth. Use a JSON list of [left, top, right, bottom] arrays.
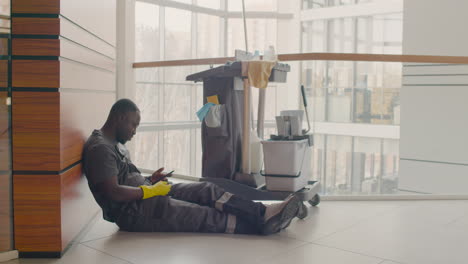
[[207, 95, 220, 105], [140, 181, 172, 199], [247, 61, 276, 89]]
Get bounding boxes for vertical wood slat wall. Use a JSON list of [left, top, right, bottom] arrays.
[[0, 0, 12, 251], [11, 0, 116, 257]]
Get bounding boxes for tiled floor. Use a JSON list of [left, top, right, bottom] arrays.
[[6, 200, 468, 264]]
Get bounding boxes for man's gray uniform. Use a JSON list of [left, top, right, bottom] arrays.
[[82, 130, 266, 234]]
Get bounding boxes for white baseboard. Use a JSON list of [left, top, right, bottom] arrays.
[[0, 250, 18, 263]]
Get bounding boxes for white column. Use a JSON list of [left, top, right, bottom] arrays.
[[399, 0, 468, 194], [116, 0, 136, 100], [116, 0, 136, 155]]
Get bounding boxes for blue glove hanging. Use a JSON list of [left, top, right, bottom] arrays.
[[196, 102, 216, 121]]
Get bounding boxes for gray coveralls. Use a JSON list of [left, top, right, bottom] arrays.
[[83, 130, 266, 234]]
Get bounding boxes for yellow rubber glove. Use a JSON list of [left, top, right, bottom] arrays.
[[140, 181, 172, 199]]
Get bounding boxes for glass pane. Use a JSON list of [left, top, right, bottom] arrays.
[[303, 0, 356, 9], [324, 135, 352, 195], [194, 84, 203, 121], [135, 68, 161, 83], [303, 59, 401, 125], [165, 8, 191, 60], [382, 138, 399, 193], [326, 61, 353, 123], [163, 130, 190, 175], [163, 84, 192, 122], [135, 2, 160, 62], [355, 62, 401, 124], [228, 0, 277, 11], [133, 131, 160, 170], [164, 66, 193, 84], [357, 14, 403, 54], [329, 18, 354, 53], [311, 134, 326, 181], [197, 13, 220, 58], [227, 18, 277, 56], [302, 20, 327, 52], [173, 0, 192, 4], [196, 0, 220, 9], [136, 83, 160, 123], [302, 0, 327, 9]]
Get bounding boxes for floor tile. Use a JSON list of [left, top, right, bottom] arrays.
[[83, 231, 306, 264], [79, 217, 120, 243], [3, 244, 130, 264], [316, 210, 468, 264], [255, 243, 383, 264], [375, 200, 468, 228], [447, 212, 468, 230], [279, 201, 404, 242]]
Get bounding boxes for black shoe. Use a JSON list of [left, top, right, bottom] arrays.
[[261, 194, 300, 235]]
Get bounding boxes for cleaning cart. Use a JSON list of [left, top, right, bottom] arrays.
[[187, 59, 320, 218]]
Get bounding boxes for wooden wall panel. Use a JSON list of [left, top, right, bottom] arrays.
[[60, 164, 98, 250], [12, 60, 59, 88], [12, 18, 60, 35], [59, 121, 84, 171], [60, 91, 114, 168], [14, 173, 61, 252], [0, 173, 12, 252], [12, 0, 60, 14], [0, 92, 9, 171], [12, 92, 60, 171], [61, 0, 116, 46], [0, 38, 8, 56], [10, 0, 117, 256], [12, 39, 60, 56], [0, 60, 7, 87]]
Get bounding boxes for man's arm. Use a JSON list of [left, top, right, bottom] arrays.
[[96, 175, 143, 202], [96, 174, 171, 202]]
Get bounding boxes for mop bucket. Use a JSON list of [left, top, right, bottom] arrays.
[[261, 139, 310, 192]]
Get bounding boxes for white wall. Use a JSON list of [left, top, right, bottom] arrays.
[[399, 0, 468, 193]]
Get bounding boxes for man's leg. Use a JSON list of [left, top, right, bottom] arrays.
[[168, 182, 266, 226], [115, 196, 260, 234], [168, 182, 302, 235]]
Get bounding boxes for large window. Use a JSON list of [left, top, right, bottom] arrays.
[[132, 0, 404, 195], [300, 4, 402, 194], [133, 0, 292, 178]]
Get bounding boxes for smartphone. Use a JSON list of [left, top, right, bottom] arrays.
[[164, 170, 175, 178]]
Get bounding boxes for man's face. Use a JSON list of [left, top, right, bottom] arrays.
[[116, 110, 140, 144]]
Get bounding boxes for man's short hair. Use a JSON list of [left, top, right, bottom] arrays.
[[109, 98, 140, 117]]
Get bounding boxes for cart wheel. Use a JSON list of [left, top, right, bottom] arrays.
[[308, 194, 320, 206], [297, 202, 308, 219]]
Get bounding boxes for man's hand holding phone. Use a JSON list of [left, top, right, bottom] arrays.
[[151, 167, 174, 184]]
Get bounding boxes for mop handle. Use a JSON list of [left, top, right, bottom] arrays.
[[301, 85, 308, 107], [241, 0, 248, 53], [301, 85, 311, 134]]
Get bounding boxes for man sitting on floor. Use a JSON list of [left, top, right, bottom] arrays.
[[82, 98, 301, 235]]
